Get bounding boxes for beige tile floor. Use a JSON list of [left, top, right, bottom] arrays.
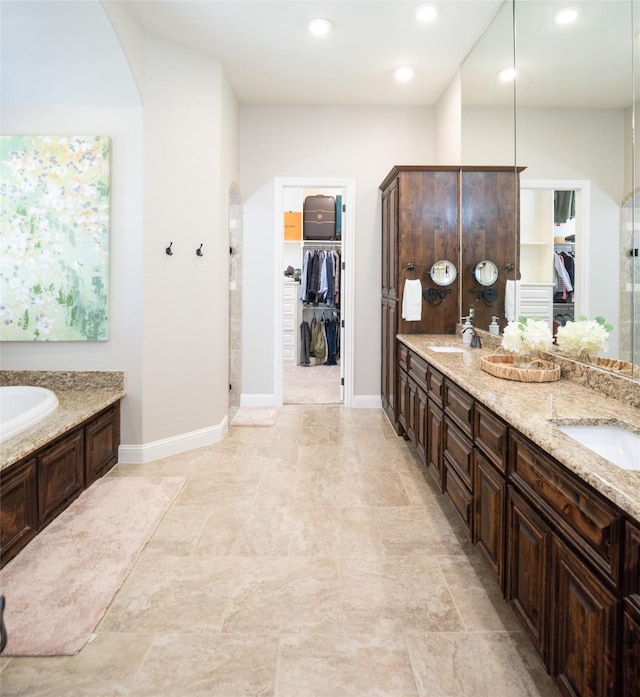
[[0, 406, 559, 696]]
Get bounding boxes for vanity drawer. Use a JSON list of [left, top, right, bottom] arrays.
[[443, 418, 474, 488], [510, 431, 621, 583], [398, 343, 410, 373], [427, 366, 444, 405], [474, 403, 508, 474], [408, 351, 428, 390], [443, 379, 474, 438], [444, 456, 473, 539]]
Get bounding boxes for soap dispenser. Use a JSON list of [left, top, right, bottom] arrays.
[[462, 316, 473, 346], [489, 316, 500, 335]]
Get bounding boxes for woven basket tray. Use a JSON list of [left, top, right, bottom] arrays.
[[480, 354, 561, 383], [596, 357, 640, 378]]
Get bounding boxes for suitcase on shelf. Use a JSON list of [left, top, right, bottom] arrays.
[[303, 194, 336, 240]]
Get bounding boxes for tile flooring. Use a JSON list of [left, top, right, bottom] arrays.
[[0, 406, 559, 696]]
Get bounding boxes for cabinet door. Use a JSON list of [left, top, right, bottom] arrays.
[[507, 485, 551, 663], [381, 178, 398, 298], [426, 397, 443, 491], [85, 404, 120, 486], [460, 169, 520, 333], [550, 536, 618, 697], [381, 298, 399, 431], [38, 429, 84, 528], [443, 456, 473, 539], [475, 449, 506, 591], [623, 597, 640, 697], [414, 384, 428, 466], [397, 366, 409, 434], [0, 457, 38, 567]]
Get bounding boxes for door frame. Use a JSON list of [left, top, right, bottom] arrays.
[[274, 176, 356, 407], [520, 178, 591, 320]]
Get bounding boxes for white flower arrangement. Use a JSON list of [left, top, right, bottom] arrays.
[[555, 316, 612, 359], [501, 317, 554, 355]]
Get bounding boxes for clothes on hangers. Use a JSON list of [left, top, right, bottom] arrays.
[[299, 249, 341, 307]]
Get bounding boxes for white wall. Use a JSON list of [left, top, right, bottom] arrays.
[[140, 35, 231, 444], [462, 105, 624, 357], [0, 1, 145, 445], [434, 72, 461, 165], [239, 105, 434, 401], [1, 2, 239, 457]]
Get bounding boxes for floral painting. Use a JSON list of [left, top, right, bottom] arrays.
[[0, 135, 110, 341]]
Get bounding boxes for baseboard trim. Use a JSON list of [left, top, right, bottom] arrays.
[[240, 393, 278, 408], [351, 395, 383, 409], [118, 416, 228, 464]]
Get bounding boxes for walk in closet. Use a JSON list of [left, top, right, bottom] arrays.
[[281, 185, 345, 404]]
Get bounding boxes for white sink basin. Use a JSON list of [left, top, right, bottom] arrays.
[[556, 424, 640, 471], [427, 345, 466, 353]]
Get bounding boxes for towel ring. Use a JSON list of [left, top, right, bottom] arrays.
[[403, 262, 422, 277]]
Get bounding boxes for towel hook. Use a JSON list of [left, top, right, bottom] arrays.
[[196, 244, 204, 257], [165, 242, 174, 256]]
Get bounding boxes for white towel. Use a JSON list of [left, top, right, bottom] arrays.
[[402, 279, 422, 321], [505, 279, 521, 322]]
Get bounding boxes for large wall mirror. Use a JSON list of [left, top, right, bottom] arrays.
[[461, 0, 639, 380]]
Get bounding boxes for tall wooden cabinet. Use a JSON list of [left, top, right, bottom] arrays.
[[380, 165, 521, 433]]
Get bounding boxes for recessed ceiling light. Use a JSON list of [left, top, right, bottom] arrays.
[[555, 7, 580, 25], [499, 67, 517, 82], [415, 4, 439, 22], [394, 66, 415, 83], [308, 18, 332, 36]]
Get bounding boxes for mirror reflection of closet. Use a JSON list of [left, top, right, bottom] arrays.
[[552, 191, 577, 335], [519, 185, 580, 336]]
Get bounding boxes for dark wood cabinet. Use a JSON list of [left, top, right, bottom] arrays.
[[623, 597, 640, 697], [474, 404, 508, 590], [475, 449, 506, 589], [460, 169, 521, 333], [1, 401, 121, 567], [0, 457, 38, 566], [426, 397, 444, 491], [396, 341, 638, 695], [37, 428, 84, 528], [550, 536, 618, 697], [86, 404, 120, 486], [507, 484, 551, 663], [623, 522, 640, 696], [380, 166, 521, 433]]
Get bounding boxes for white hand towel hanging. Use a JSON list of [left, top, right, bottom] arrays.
[[402, 279, 423, 321], [505, 279, 521, 322]]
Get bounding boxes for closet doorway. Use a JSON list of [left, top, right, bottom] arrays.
[[274, 177, 355, 407], [520, 179, 590, 333]]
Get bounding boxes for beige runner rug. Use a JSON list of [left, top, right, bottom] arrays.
[[0, 475, 185, 656]]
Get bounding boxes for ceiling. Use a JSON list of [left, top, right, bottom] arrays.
[[126, 0, 635, 109], [126, 0, 504, 106]]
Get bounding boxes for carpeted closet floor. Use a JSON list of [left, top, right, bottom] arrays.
[[0, 405, 559, 696]]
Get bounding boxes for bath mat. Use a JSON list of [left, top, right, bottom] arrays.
[[0, 475, 185, 656], [231, 407, 279, 426]]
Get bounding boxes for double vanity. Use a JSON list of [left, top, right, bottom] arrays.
[[396, 333, 640, 697]]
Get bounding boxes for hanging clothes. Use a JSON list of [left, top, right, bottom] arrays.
[[310, 316, 327, 364], [554, 190, 575, 224], [299, 320, 312, 365]]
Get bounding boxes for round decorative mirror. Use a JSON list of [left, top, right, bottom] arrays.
[[473, 260, 499, 286], [430, 260, 457, 286]]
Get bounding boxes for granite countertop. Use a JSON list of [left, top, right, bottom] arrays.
[[0, 371, 125, 471], [398, 334, 640, 520]]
